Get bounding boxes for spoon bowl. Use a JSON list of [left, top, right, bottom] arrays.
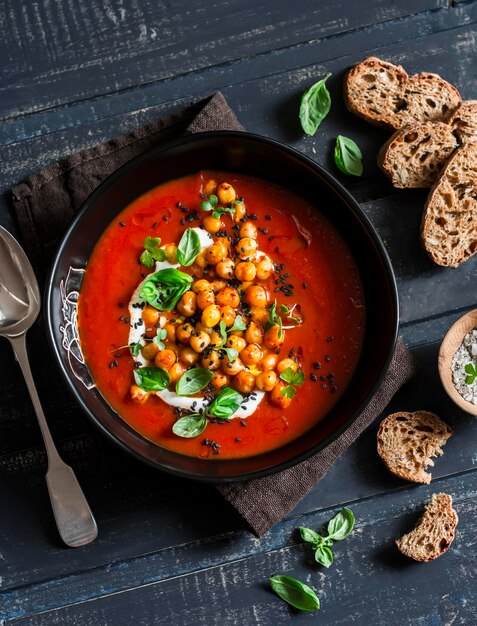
[[0, 225, 98, 547]]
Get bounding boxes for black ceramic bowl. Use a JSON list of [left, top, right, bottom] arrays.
[[46, 131, 398, 482]]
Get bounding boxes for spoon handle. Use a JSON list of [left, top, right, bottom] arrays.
[[9, 334, 98, 548]]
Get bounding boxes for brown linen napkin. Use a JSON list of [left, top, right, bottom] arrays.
[[11, 92, 416, 536]]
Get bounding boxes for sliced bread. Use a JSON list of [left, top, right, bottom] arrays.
[[378, 123, 458, 188], [421, 142, 477, 267], [396, 493, 458, 562], [446, 100, 477, 144], [377, 410, 452, 484], [344, 57, 461, 130]]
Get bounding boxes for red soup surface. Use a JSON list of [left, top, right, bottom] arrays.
[[78, 171, 365, 459]]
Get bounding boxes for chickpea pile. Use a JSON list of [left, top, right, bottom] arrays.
[[130, 180, 303, 411]]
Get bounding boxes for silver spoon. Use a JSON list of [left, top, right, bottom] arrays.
[[0, 225, 97, 547]]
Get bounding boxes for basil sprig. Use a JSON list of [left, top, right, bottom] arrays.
[[208, 387, 243, 419], [172, 413, 207, 438], [176, 367, 213, 396], [280, 367, 305, 399], [299, 72, 332, 136], [299, 507, 355, 568], [140, 268, 193, 311], [140, 236, 168, 268], [334, 135, 363, 176], [177, 228, 201, 267], [269, 575, 320, 612], [200, 194, 235, 220], [133, 366, 170, 392], [465, 362, 477, 384]]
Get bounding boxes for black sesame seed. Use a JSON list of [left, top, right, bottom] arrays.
[[118, 302, 125, 308], [327, 336, 334, 342], [152, 222, 158, 228], [275, 246, 280, 253], [180, 218, 185, 225], [310, 373, 318, 382], [313, 362, 321, 370], [109, 361, 115, 368], [331, 386, 337, 393], [303, 282, 308, 289], [119, 221, 126, 227], [265, 215, 272, 220], [321, 383, 327, 389], [235, 437, 241, 442], [240, 420, 247, 427]]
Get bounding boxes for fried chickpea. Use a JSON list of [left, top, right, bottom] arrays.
[[203, 215, 223, 234], [216, 286, 240, 308], [177, 291, 197, 317], [250, 306, 269, 326], [209, 330, 222, 346], [165, 323, 176, 343], [226, 334, 246, 352], [190, 330, 211, 353], [217, 182, 236, 205], [195, 322, 212, 335], [235, 261, 256, 282], [233, 371, 256, 394], [211, 279, 227, 293], [176, 323, 193, 345], [203, 178, 217, 196], [211, 371, 229, 389], [154, 349, 176, 370], [256, 370, 278, 392], [240, 343, 263, 366], [261, 352, 279, 371], [142, 306, 160, 328], [141, 342, 159, 361], [196, 289, 215, 310], [264, 324, 285, 349], [233, 200, 246, 222], [206, 242, 227, 265], [179, 346, 200, 366], [239, 221, 258, 239], [277, 358, 298, 375], [203, 266, 216, 279], [216, 258, 235, 280], [168, 361, 187, 384], [221, 355, 245, 375], [244, 284, 268, 308], [201, 350, 221, 371], [255, 257, 274, 280], [220, 305, 236, 327], [164, 243, 177, 264], [130, 384, 149, 404], [194, 250, 207, 269], [201, 304, 221, 328], [192, 279, 211, 294], [270, 382, 292, 408], [236, 237, 258, 260], [245, 321, 264, 345]]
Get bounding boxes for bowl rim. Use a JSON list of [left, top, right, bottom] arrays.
[[45, 130, 399, 482]]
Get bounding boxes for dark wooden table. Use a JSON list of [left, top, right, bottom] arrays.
[[1, 1, 477, 624]]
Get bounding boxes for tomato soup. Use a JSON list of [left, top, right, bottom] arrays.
[[78, 171, 365, 459]]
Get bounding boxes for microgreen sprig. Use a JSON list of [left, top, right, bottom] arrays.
[[280, 367, 305, 399], [217, 316, 247, 360], [140, 236, 168, 268], [280, 303, 302, 325], [130, 341, 142, 357], [267, 301, 283, 339], [200, 194, 236, 220], [152, 328, 167, 351], [299, 508, 355, 568], [465, 362, 477, 385]]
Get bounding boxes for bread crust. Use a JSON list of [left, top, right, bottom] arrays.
[[446, 100, 477, 144], [344, 57, 461, 130], [377, 410, 453, 484]]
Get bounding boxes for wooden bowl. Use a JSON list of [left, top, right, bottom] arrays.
[[438, 309, 477, 416]]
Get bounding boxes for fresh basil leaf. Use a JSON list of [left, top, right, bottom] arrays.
[[227, 315, 247, 333], [130, 342, 142, 357], [327, 507, 355, 541], [140, 268, 193, 311], [334, 135, 363, 177], [269, 575, 320, 612], [299, 72, 332, 136], [299, 527, 322, 545], [199, 194, 218, 212], [314, 545, 333, 568], [279, 367, 296, 385], [208, 387, 243, 419], [133, 366, 170, 391], [172, 413, 207, 438], [176, 367, 214, 396], [280, 384, 296, 399], [177, 228, 201, 267]]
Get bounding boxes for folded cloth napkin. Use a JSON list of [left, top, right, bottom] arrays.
[[11, 92, 416, 536]]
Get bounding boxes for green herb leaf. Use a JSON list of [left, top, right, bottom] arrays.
[[219, 321, 227, 344], [130, 342, 142, 357], [133, 366, 170, 392], [269, 575, 320, 612], [208, 387, 243, 419], [280, 385, 296, 399], [334, 135, 363, 177], [327, 507, 355, 541], [268, 301, 283, 338], [140, 236, 167, 267], [212, 206, 235, 220], [140, 268, 193, 311], [223, 347, 239, 361], [314, 546, 333, 568], [199, 194, 218, 212], [176, 367, 214, 396], [227, 315, 247, 333], [280, 303, 301, 324], [279, 367, 305, 386], [464, 362, 477, 384], [172, 413, 207, 438], [152, 328, 167, 351], [177, 228, 201, 267], [218, 321, 239, 360], [299, 73, 332, 136], [299, 527, 322, 545]]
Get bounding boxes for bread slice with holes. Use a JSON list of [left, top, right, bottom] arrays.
[[396, 493, 458, 562], [378, 122, 458, 188], [377, 411, 452, 484], [446, 100, 477, 144], [421, 142, 477, 267], [344, 57, 461, 130]]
